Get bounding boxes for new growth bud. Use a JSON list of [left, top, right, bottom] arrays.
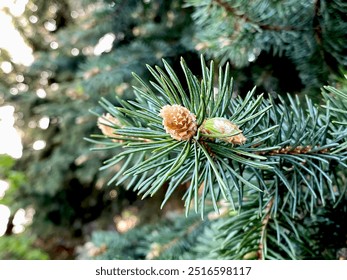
[[200, 117, 246, 145], [97, 113, 121, 139]]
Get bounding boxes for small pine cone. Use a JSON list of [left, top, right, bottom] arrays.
[[97, 113, 121, 138], [159, 104, 197, 141], [201, 117, 247, 145]]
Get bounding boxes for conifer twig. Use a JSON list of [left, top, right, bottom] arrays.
[[213, 0, 297, 31], [258, 197, 274, 260]]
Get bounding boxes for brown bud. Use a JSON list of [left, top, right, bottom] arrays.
[[159, 104, 197, 141], [97, 113, 121, 138]]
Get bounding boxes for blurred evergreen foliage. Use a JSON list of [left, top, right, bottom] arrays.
[[0, 0, 346, 259], [185, 0, 347, 93], [0, 155, 48, 260]]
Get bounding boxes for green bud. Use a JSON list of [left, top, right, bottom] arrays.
[[200, 117, 246, 145]]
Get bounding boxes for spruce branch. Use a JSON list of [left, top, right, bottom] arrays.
[[146, 219, 203, 260], [206, 195, 318, 260], [90, 56, 346, 218], [258, 197, 274, 260], [186, 0, 347, 87], [212, 0, 298, 32]]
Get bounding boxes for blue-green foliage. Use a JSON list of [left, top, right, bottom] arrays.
[[81, 196, 347, 260], [1, 0, 347, 260], [91, 57, 347, 259], [185, 0, 347, 89], [93, 57, 346, 218]]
